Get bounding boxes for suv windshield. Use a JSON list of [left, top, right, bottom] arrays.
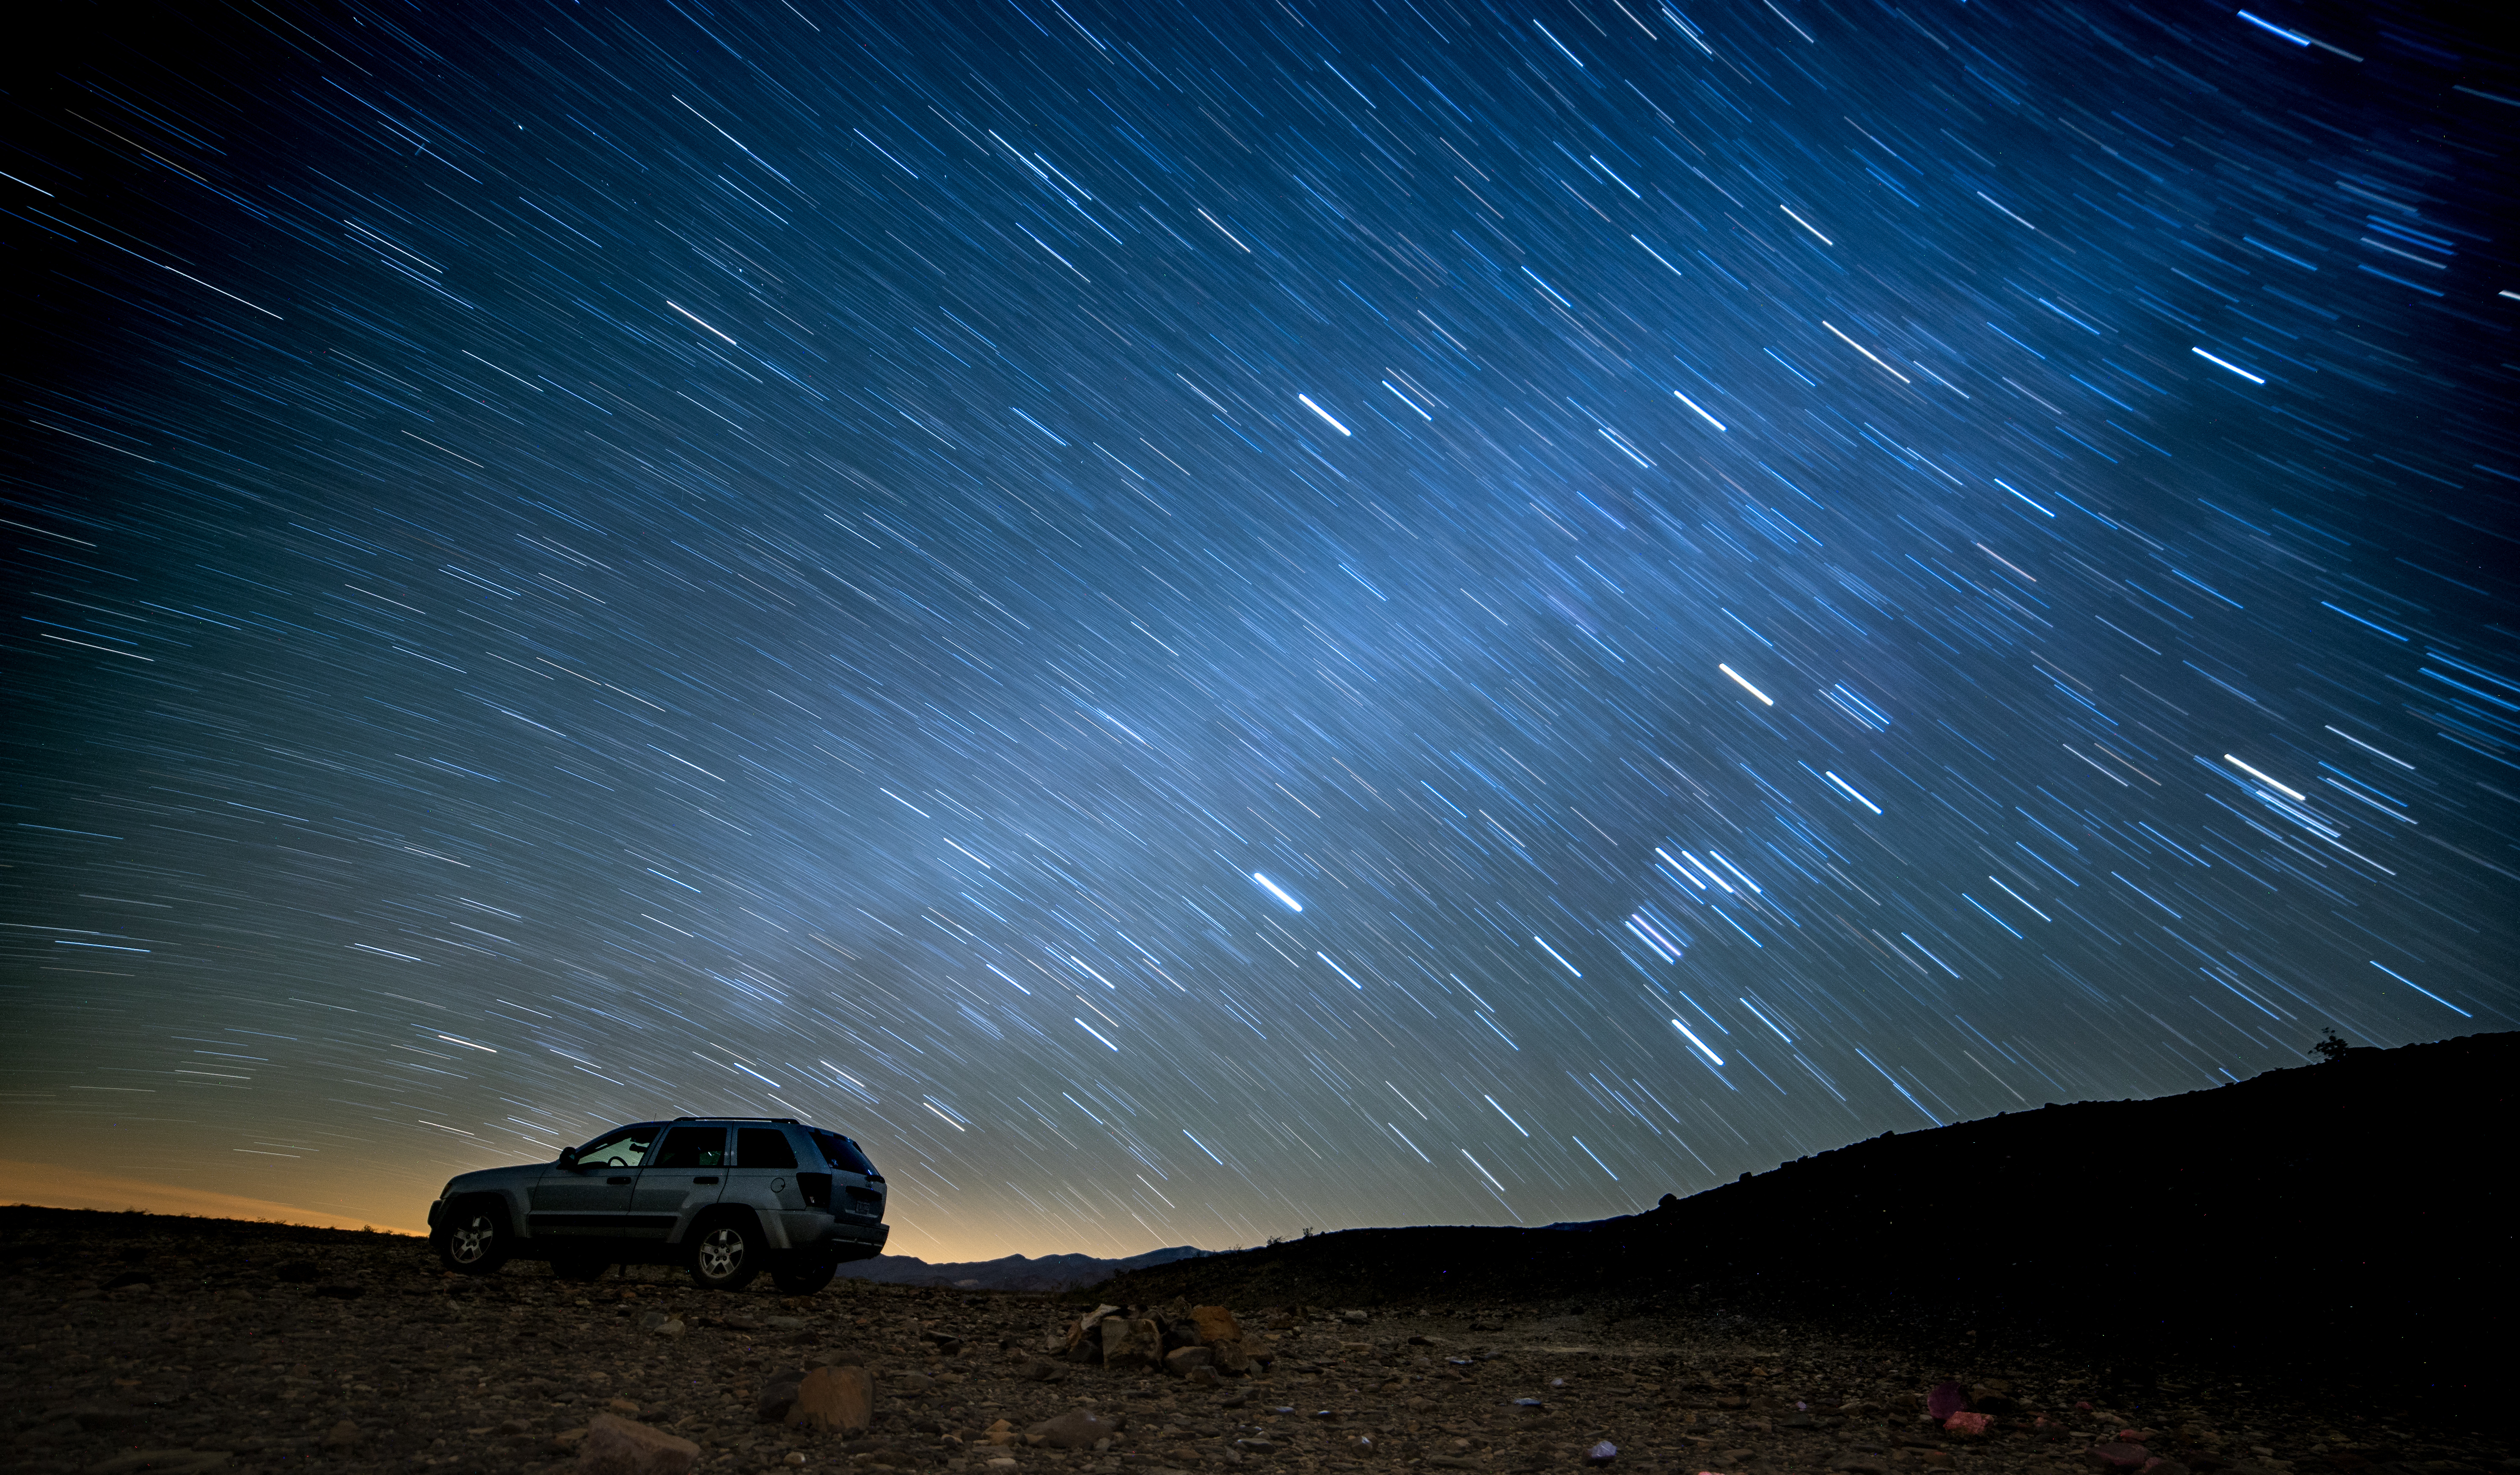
[[810, 1129, 878, 1175], [574, 1123, 658, 1168]]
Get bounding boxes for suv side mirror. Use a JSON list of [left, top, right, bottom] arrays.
[[557, 1146, 580, 1168]]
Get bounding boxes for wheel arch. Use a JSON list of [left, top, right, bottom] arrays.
[[446, 1191, 515, 1234], [682, 1201, 769, 1246]]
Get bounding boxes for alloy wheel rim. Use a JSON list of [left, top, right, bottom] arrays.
[[451, 1217, 493, 1263], [699, 1227, 744, 1278]]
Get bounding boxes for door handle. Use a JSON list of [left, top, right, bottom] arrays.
[[692, 1175, 719, 1184], [608, 1176, 633, 1185]]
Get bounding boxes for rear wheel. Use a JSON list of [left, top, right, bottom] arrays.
[[434, 1202, 510, 1276], [770, 1255, 837, 1295], [688, 1216, 764, 1291]]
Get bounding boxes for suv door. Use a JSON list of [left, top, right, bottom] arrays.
[[633, 1123, 728, 1240], [729, 1125, 809, 1245], [532, 1123, 658, 1239]]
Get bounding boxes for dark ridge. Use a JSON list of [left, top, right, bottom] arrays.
[[1097, 1034, 2514, 1393], [835, 1243, 1209, 1292]]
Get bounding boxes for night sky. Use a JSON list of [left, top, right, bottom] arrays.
[[5, 0, 2514, 1257]]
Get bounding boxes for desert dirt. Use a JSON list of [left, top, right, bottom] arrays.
[[5, 1208, 2507, 1475]]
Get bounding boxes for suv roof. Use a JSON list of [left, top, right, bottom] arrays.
[[671, 1116, 799, 1123]]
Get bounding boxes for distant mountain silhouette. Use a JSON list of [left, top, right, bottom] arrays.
[[1099, 1033, 2513, 1392], [836, 1243, 1210, 1292]]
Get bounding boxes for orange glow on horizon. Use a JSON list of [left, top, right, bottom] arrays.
[[0, 1161, 427, 1237]]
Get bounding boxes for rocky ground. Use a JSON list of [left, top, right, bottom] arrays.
[[5, 1209, 2509, 1475]]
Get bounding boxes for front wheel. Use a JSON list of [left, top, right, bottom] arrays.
[[434, 1202, 510, 1276], [770, 1255, 837, 1295], [688, 1217, 765, 1291]]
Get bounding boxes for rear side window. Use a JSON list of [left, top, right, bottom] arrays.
[[737, 1126, 798, 1169], [652, 1125, 727, 1169], [811, 1129, 877, 1174]]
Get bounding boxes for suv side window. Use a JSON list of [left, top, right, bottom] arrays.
[[737, 1127, 798, 1169], [577, 1124, 658, 1168], [651, 1125, 727, 1169]]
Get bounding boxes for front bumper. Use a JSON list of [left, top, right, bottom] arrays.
[[426, 1198, 445, 1231]]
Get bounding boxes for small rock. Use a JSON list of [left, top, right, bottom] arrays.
[[894, 1371, 937, 1394], [757, 1370, 807, 1423], [1165, 1346, 1215, 1379], [320, 1421, 361, 1452], [785, 1455, 807, 1468], [1017, 1357, 1061, 1382], [2091, 1446, 2153, 1470], [655, 1316, 686, 1338], [790, 1365, 876, 1435], [1339, 1310, 1370, 1324], [1945, 1413, 1993, 1437], [1188, 1365, 1222, 1388], [1233, 1439, 1278, 1456], [1926, 1384, 1968, 1422], [1589, 1442, 1620, 1466], [1027, 1410, 1124, 1451], [609, 1399, 644, 1416], [986, 1461, 1019, 1473], [577, 1412, 701, 1475], [1100, 1317, 1162, 1370]]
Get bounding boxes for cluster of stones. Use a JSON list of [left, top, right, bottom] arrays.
[[4, 1213, 2509, 1475]]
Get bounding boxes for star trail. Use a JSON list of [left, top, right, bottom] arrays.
[[3, 0, 2514, 1255]]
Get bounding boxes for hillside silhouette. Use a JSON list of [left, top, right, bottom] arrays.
[[1100, 1033, 2514, 1391]]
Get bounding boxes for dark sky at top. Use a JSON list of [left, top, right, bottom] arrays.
[[3, 0, 2513, 1256]]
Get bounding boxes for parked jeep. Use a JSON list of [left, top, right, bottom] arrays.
[[426, 1116, 889, 1292]]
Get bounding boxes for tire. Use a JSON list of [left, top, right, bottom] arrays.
[[770, 1255, 838, 1296], [688, 1215, 765, 1291], [551, 1252, 610, 1282], [434, 1201, 510, 1276]]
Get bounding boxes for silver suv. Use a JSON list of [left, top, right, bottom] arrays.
[[426, 1116, 889, 1293]]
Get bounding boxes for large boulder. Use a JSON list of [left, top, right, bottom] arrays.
[[577, 1414, 700, 1475], [1190, 1307, 1242, 1345]]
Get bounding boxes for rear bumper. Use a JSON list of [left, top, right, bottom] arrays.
[[809, 1220, 890, 1262]]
